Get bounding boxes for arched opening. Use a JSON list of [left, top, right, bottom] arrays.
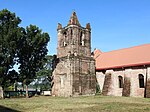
[[63, 31, 67, 46], [118, 76, 123, 88], [139, 74, 144, 88], [71, 29, 73, 36], [80, 32, 82, 45], [70, 29, 73, 44], [79, 31, 85, 46]]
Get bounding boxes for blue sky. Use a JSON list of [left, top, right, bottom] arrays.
[[1, 0, 150, 55]]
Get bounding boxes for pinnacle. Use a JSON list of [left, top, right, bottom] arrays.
[[68, 11, 81, 26]]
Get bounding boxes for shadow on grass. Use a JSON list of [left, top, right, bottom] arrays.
[[0, 105, 21, 112]]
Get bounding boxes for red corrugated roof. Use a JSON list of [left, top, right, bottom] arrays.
[[94, 44, 150, 70]]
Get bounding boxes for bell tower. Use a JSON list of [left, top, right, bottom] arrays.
[[52, 12, 96, 97], [57, 12, 91, 58]]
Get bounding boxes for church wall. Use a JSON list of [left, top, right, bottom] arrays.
[[101, 70, 124, 96], [96, 66, 148, 97], [112, 70, 124, 96], [146, 67, 150, 98], [127, 68, 146, 97]]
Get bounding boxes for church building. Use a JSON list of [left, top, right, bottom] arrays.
[[94, 44, 150, 97], [52, 11, 150, 98], [52, 12, 96, 97]]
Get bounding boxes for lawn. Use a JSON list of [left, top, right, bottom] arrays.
[[0, 95, 150, 112]]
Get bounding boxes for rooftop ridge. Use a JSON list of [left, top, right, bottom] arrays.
[[95, 43, 150, 70], [102, 43, 150, 54]]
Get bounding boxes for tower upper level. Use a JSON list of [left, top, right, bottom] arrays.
[[57, 12, 92, 58]]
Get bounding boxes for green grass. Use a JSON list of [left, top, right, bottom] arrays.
[[0, 95, 150, 112]]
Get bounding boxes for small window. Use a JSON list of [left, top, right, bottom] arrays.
[[118, 76, 123, 88], [139, 74, 144, 88]]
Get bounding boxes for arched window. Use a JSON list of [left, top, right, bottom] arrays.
[[118, 76, 123, 88], [139, 74, 144, 88]]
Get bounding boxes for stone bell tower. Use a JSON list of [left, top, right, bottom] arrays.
[[52, 12, 96, 97]]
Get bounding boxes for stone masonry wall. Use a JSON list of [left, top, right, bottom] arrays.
[[146, 67, 150, 98], [52, 56, 96, 97], [102, 70, 113, 95], [53, 12, 96, 97], [96, 66, 148, 97], [52, 58, 73, 97], [112, 70, 124, 96], [72, 57, 96, 96], [128, 68, 146, 97]]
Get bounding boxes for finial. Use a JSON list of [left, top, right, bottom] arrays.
[[86, 23, 91, 30], [72, 11, 76, 16], [57, 23, 62, 30]]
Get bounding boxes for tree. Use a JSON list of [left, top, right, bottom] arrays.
[[17, 25, 50, 97], [0, 9, 21, 98], [35, 55, 53, 91]]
